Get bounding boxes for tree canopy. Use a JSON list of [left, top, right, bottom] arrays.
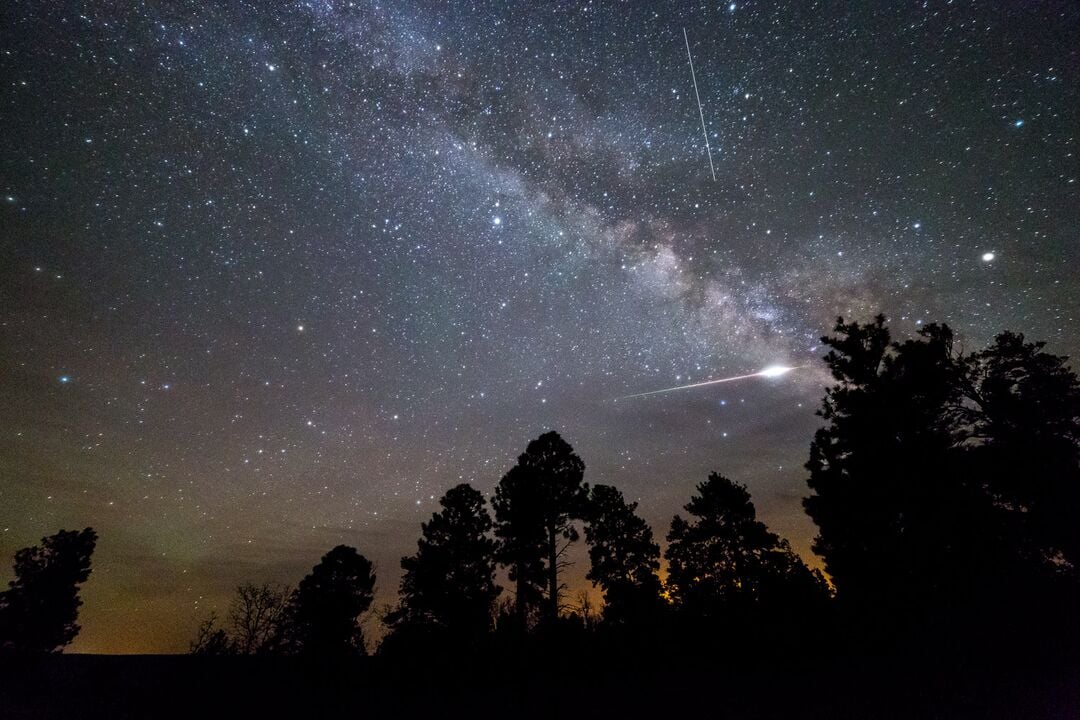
[[493, 431, 588, 626], [0, 528, 97, 653], [804, 317, 1080, 627], [386, 483, 500, 643], [584, 484, 663, 625], [282, 545, 375, 657], [666, 474, 827, 619]]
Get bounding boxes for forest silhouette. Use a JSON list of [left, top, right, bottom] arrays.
[[3, 316, 1080, 718]]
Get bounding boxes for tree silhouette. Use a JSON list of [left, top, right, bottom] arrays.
[[803, 317, 1080, 635], [493, 431, 589, 626], [281, 545, 375, 657], [228, 582, 291, 655], [961, 332, 1080, 573], [571, 589, 600, 631], [583, 484, 663, 625], [385, 483, 499, 645], [186, 582, 290, 655], [491, 463, 547, 630], [805, 318, 971, 610], [189, 613, 231, 655], [0, 527, 97, 653], [666, 474, 826, 619]]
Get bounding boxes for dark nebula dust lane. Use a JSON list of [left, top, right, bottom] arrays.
[[0, 1, 1077, 651]]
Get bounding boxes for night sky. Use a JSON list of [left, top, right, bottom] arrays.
[[2, 1, 1077, 652]]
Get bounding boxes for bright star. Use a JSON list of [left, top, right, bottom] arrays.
[[982, 252, 995, 262]]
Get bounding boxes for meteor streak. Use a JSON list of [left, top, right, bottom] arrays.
[[683, 28, 717, 182], [616, 365, 800, 400]]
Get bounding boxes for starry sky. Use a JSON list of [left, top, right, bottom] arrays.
[[1, 1, 1078, 653]]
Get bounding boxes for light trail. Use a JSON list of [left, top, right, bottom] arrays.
[[615, 365, 801, 401], [683, 28, 716, 182]]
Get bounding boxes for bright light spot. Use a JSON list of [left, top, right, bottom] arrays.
[[1014, 119, 1024, 127], [492, 216, 502, 226], [729, 2, 736, 10], [982, 252, 996, 262], [758, 365, 794, 378], [59, 375, 70, 384], [913, 222, 921, 229], [297, 324, 304, 332]]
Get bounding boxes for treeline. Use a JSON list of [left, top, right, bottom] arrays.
[[187, 452, 830, 661], [3, 316, 1079, 664]]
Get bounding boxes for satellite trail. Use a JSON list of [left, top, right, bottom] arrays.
[[616, 365, 800, 401], [683, 28, 716, 182]]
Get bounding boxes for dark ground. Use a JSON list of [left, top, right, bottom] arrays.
[[2, 653, 1080, 719]]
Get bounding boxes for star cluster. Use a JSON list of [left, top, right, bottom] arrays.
[[1, 1, 1077, 651]]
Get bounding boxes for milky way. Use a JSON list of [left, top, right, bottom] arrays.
[[1, 1, 1077, 651]]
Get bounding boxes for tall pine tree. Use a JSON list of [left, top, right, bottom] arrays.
[[666, 474, 826, 619], [386, 484, 499, 643], [493, 431, 588, 627], [584, 484, 663, 625]]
